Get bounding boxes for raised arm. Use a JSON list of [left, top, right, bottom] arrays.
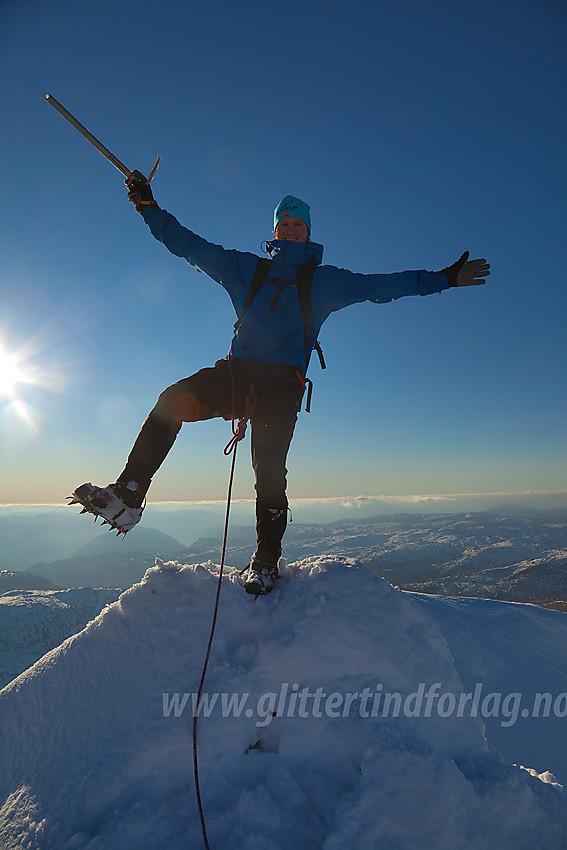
[[124, 170, 257, 304]]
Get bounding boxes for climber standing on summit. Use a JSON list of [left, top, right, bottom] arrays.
[[70, 174, 490, 596]]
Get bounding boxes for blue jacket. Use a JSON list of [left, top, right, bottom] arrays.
[[141, 207, 451, 373]]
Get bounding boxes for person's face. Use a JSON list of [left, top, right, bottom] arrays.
[[274, 216, 309, 243]]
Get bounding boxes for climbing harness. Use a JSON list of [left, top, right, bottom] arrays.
[[192, 361, 256, 850]]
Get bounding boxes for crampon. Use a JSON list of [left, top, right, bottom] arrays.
[[67, 481, 145, 536], [241, 559, 279, 596]]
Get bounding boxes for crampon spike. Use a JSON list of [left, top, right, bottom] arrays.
[[80, 507, 89, 514]]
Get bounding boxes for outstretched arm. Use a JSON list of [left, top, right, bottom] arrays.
[[440, 251, 491, 287]]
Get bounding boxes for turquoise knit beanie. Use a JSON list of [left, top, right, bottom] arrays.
[[274, 195, 311, 233]]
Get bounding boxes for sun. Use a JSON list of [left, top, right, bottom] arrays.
[[0, 350, 25, 396]]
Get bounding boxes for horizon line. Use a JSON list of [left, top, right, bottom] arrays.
[[2, 490, 567, 509]]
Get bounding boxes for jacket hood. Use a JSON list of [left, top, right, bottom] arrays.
[[266, 240, 324, 267]]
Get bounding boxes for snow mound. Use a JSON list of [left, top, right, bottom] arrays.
[[0, 556, 565, 849]]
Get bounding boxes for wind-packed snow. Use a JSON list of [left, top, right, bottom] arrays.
[[0, 557, 566, 849]]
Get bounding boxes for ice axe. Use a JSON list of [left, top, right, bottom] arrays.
[[44, 93, 159, 184]]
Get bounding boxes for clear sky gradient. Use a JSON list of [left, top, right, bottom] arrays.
[[1, 0, 566, 505]]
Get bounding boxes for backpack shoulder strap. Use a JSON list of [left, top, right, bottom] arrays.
[[295, 263, 326, 370], [295, 263, 316, 342], [234, 258, 272, 333]]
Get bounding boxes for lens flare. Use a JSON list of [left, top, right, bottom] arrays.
[[6, 399, 42, 438]]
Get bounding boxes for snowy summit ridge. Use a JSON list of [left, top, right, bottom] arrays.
[[0, 556, 566, 849]]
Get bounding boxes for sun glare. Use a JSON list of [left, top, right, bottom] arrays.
[[0, 351, 25, 396], [0, 339, 66, 444]]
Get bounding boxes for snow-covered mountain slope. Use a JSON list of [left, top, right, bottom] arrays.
[[0, 587, 121, 688], [412, 592, 567, 786], [1, 557, 566, 849]]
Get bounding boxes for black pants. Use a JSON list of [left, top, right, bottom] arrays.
[[118, 357, 305, 564]]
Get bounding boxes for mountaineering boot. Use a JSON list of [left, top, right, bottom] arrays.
[[243, 558, 279, 597], [68, 480, 145, 534]]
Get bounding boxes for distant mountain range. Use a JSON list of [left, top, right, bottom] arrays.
[[29, 526, 191, 589], [0, 571, 60, 593], [0, 505, 224, 571], [3, 494, 567, 571]]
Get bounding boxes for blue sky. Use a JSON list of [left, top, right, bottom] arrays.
[[1, 0, 566, 505]]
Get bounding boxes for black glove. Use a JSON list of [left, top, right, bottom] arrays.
[[439, 252, 490, 287], [125, 170, 157, 212]]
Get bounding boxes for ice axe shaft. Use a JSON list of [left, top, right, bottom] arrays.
[[44, 93, 159, 183], [45, 93, 130, 176]]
